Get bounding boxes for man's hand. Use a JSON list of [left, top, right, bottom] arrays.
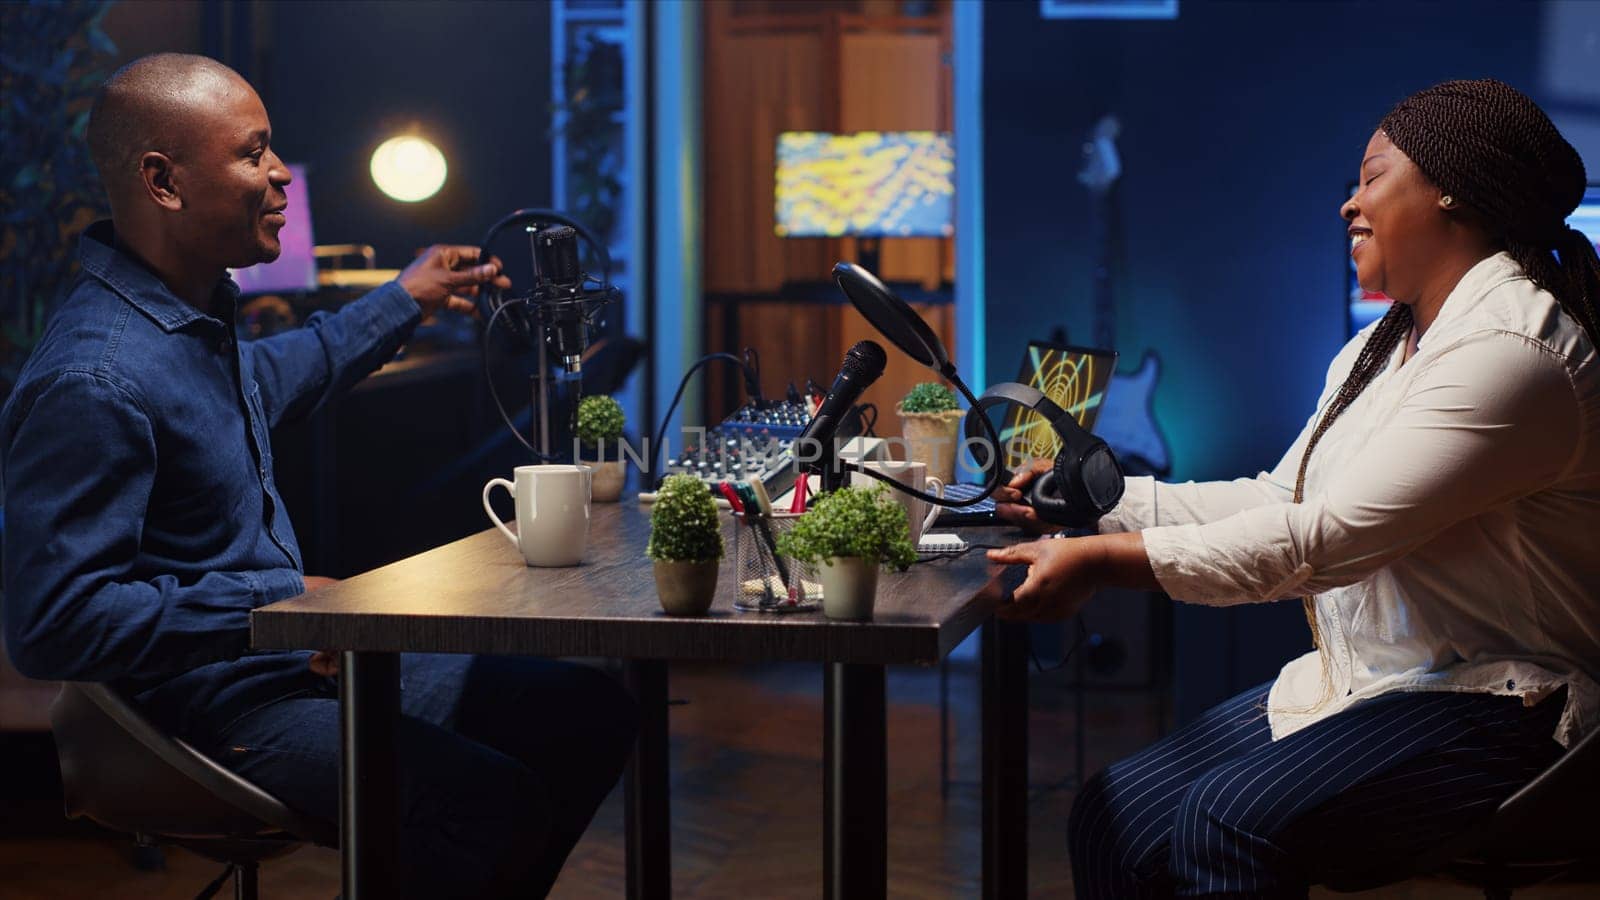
[[993, 457, 1059, 536], [985, 538, 1102, 621], [308, 650, 340, 678], [397, 245, 512, 319], [300, 575, 341, 677]]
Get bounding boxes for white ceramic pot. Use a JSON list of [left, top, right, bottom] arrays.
[[820, 556, 880, 621], [653, 559, 719, 616], [584, 458, 626, 503], [896, 406, 964, 487]]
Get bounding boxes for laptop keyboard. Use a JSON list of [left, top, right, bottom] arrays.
[[942, 482, 996, 512], [933, 482, 999, 525]]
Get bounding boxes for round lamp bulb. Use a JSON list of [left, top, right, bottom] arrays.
[[370, 136, 447, 202]]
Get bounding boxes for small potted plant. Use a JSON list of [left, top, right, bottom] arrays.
[[647, 473, 724, 615], [897, 382, 963, 486], [775, 484, 917, 621], [576, 394, 627, 502]]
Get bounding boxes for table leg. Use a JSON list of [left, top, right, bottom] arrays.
[[982, 619, 1028, 899], [624, 659, 670, 900], [824, 662, 887, 899], [939, 658, 951, 801], [339, 651, 399, 900]]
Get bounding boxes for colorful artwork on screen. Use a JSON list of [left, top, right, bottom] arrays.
[[775, 131, 955, 238]]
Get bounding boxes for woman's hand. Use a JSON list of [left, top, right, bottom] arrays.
[[985, 537, 1103, 621], [986, 532, 1159, 621], [993, 458, 1058, 536]]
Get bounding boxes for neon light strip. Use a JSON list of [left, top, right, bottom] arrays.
[[954, 0, 987, 390]]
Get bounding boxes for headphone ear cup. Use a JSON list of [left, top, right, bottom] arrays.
[[1028, 446, 1123, 528], [1079, 441, 1126, 512], [1027, 469, 1077, 526]]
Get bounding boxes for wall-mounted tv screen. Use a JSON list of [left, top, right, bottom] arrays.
[[775, 131, 954, 238], [1347, 183, 1600, 337]]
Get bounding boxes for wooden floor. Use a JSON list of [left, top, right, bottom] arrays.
[[0, 660, 1588, 898]]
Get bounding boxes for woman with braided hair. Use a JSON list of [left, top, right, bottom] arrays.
[[987, 78, 1600, 897]]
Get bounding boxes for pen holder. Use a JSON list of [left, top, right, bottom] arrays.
[[732, 512, 822, 613]]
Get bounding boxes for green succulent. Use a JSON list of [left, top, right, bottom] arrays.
[[647, 473, 723, 562], [900, 382, 959, 414], [775, 484, 917, 571], [576, 394, 626, 445]]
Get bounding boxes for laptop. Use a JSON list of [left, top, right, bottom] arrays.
[[934, 340, 1117, 527]]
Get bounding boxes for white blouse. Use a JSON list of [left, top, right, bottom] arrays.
[[1100, 253, 1600, 747]]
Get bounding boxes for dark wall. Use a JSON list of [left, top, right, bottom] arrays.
[[260, 0, 552, 269], [101, 1, 205, 64], [95, 0, 551, 272], [248, 1, 554, 572], [982, 0, 1542, 721]]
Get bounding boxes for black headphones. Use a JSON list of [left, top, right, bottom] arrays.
[[965, 382, 1126, 527]]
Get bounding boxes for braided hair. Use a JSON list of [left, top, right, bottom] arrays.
[[1293, 79, 1600, 687]]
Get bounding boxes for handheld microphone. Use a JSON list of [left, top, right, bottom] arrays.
[[794, 340, 887, 473]]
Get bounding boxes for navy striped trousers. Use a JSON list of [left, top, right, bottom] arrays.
[[1067, 681, 1566, 898]]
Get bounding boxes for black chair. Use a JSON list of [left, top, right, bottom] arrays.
[[50, 683, 337, 900], [1440, 720, 1600, 898], [1329, 720, 1600, 898]]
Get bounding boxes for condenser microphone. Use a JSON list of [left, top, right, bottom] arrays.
[[530, 226, 592, 373], [795, 340, 887, 472]]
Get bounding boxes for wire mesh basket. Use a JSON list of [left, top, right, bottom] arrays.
[[732, 512, 822, 613]]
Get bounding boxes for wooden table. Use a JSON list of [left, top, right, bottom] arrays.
[[251, 501, 1029, 899]]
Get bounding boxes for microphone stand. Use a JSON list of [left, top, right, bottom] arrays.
[[534, 327, 551, 457], [528, 225, 552, 458], [817, 443, 848, 495]]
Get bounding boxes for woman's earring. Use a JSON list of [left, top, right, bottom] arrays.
[[1440, 195, 1456, 209]]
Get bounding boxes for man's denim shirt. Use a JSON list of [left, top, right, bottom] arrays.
[[1, 222, 419, 735]]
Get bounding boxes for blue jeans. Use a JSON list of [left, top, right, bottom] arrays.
[[195, 654, 637, 899], [1068, 681, 1566, 898]]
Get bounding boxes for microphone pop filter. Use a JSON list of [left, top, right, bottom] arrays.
[[832, 261, 951, 372]]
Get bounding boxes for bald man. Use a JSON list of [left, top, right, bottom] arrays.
[[1, 54, 635, 898]]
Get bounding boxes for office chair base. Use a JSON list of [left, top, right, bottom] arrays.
[[1445, 856, 1598, 900], [194, 860, 258, 900], [132, 832, 166, 871]]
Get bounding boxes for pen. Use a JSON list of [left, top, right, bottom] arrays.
[[788, 473, 809, 514], [736, 481, 791, 594]]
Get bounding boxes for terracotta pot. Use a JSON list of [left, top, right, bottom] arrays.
[[897, 405, 964, 487], [653, 559, 719, 616], [583, 458, 626, 503], [819, 556, 880, 621]]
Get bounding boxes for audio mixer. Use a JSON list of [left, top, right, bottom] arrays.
[[655, 400, 873, 501]]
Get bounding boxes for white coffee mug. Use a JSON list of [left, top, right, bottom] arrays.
[[850, 459, 945, 545], [482, 465, 594, 567]]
